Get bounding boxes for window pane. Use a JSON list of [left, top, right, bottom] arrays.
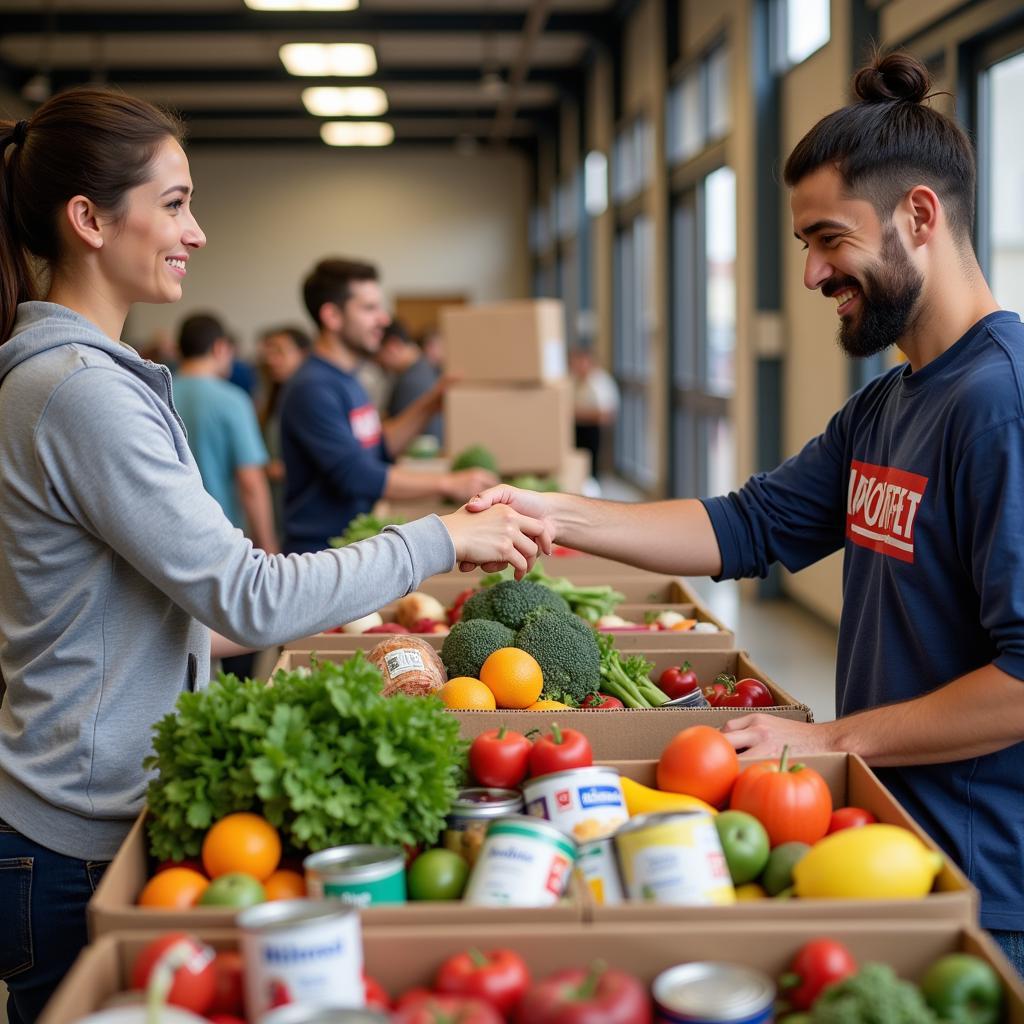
[[704, 166, 736, 394], [680, 66, 704, 161], [988, 51, 1024, 313], [705, 415, 736, 497], [707, 46, 730, 140], [785, 0, 829, 66], [584, 150, 608, 217], [672, 198, 699, 389]]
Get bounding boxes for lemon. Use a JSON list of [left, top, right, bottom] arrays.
[[793, 823, 943, 899]]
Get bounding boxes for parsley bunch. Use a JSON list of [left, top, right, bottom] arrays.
[[144, 655, 466, 862]]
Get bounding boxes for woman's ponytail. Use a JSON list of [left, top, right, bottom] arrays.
[[0, 121, 38, 344]]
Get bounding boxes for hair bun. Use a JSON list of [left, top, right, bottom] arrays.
[[853, 51, 930, 104]]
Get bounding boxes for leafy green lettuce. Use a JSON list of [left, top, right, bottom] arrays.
[[144, 654, 466, 862]]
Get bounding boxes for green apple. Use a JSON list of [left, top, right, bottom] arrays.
[[407, 848, 469, 901], [714, 810, 771, 885], [197, 871, 266, 908]]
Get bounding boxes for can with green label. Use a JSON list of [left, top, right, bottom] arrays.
[[304, 845, 406, 907]]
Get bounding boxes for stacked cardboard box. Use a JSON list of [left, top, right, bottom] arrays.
[[442, 299, 576, 477]]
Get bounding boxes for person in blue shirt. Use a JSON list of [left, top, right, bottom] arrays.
[[280, 258, 497, 554], [172, 313, 277, 555], [468, 50, 1024, 969]]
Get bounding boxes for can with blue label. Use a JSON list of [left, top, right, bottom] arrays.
[[652, 962, 775, 1023], [523, 765, 628, 843]]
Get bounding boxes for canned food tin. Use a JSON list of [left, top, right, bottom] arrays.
[[261, 1008, 390, 1024], [663, 689, 712, 709], [463, 815, 576, 907], [652, 962, 775, 1023], [443, 787, 524, 866], [614, 812, 735, 905], [574, 836, 625, 906], [238, 899, 364, 1016], [304, 845, 406, 906], [523, 765, 628, 842]]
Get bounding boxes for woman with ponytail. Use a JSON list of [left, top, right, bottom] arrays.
[[0, 88, 547, 1021]]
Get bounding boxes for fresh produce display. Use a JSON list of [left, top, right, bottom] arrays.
[[328, 511, 406, 547], [442, 619, 517, 679], [463, 579, 572, 631], [367, 635, 448, 697], [514, 608, 603, 705], [144, 656, 466, 861]]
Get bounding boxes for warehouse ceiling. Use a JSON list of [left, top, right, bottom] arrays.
[[0, 0, 619, 150]]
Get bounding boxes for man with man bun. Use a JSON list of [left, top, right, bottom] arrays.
[[469, 51, 1024, 966]]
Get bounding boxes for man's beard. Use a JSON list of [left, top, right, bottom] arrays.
[[832, 225, 923, 359]]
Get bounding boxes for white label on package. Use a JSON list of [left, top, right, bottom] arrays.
[[384, 649, 427, 677], [543, 337, 568, 379]]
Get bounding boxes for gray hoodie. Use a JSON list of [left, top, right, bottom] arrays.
[[0, 302, 455, 860]]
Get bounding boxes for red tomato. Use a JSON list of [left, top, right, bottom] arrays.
[[656, 725, 739, 806], [207, 950, 244, 1016], [581, 693, 625, 709], [515, 964, 651, 1024], [779, 938, 858, 1010], [365, 972, 391, 1009], [827, 806, 878, 833], [468, 727, 532, 788], [704, 674, 773, 708], [730, 746, 833, 845], [435, 948, 531, 1016], [130, 933, 216, 1014], [528, 724, 593, 778], [207, 1017, 246, 1024], [392, 992, 504, 1023], [658, 662, 700, 700]]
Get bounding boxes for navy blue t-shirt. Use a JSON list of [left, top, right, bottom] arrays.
[[279, 355, 389, 554], [704, 310, 1024, 929]]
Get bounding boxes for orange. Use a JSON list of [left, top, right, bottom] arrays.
[[526, 699, 571, 711], [137, 866, 209, 908], [202, 812, 282, 881], [438, 676, 497, 711], [479, 648, 544, 709], [263, 868, 307, 901]]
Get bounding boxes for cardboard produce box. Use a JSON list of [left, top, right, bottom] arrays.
[[88, 810, 585, 939], [445, 381, 573, 475], [282, 600, 733, 655], [271, 648, 813, 754], [441, 298, 567, 384], [41, 920, 1024, 1024], [591, 753, 976, 923]]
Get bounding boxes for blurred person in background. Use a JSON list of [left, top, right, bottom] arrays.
[[377, 317, 443, 442], [224, 332, 259, 402], [570, 345, 619, 478], [418, 325, 445, 369], [280, 257, 498, 554], [258, 324, 312, 531]]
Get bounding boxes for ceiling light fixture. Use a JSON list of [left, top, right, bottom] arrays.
[[279, 43, 377, 77], [302, 86, 388, 117], [320, 121, 394, 147], [246, 0, 359, 10]]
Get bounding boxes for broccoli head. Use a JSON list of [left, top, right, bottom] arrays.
[[441, 618, 515, 680], [451, 445, 500, 474], [514, 607, 600, 705], [485, 579, 571, 631], [459, 588, 496, 623], [810, 964, 937, 1024]]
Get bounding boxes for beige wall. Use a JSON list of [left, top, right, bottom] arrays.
[[127, 146, 531, 353]]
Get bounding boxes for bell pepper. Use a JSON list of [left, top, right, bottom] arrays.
[[920, 953, 1004, 1024], [435, 948, 531, 1016], [515, 961, 651, 1024]]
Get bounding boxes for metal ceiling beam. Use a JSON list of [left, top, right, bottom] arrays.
[[492, 0, 553, 141], [31, 64, 579, 89], [0, 10, 605, 35], [180, 106, 541, 122]]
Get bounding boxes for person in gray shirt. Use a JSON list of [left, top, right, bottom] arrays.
[[0, 88, 547, 1022]]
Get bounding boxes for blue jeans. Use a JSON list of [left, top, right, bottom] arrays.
[[0, 819, 109, 1024], [990, 931, 1024, 978]]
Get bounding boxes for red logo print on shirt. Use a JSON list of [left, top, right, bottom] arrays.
[[846, 460, 928, 564], [349, 404, 382, 448]]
